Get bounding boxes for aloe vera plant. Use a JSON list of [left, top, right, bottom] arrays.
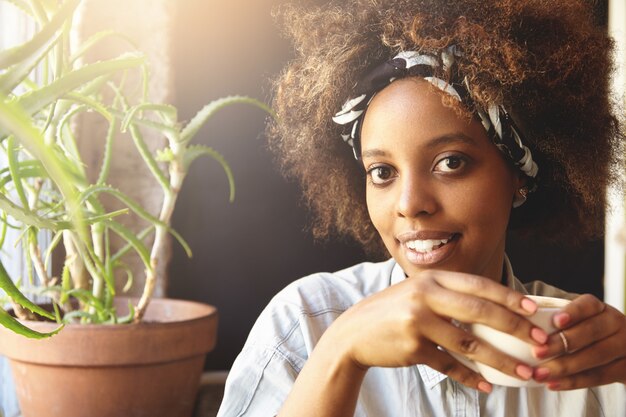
[[0, 0, 271, 338]]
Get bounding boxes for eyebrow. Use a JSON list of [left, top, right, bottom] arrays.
[[361, 149, 390, 159], [361, 132, 479, 159], [425, 132, 479, 149]]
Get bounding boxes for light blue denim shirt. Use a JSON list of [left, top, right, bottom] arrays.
[[217, 258, 626, 417]]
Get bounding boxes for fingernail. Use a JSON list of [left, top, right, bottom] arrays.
[[533, 345, 549, 359], [515, 364, 533, 380], [553, 312, 570, 328], [547, 380, 560, 390], [521, 298, 537, 314], [478, 381, 492, 393], [531, 327, 548, 344], [534, 367, 550, 381]]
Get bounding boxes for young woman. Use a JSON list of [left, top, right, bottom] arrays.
[[217, 0, 626, 415]]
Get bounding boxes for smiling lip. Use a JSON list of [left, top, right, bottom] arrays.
[[397, 231, 460, 266]]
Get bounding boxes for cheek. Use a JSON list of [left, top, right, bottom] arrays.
[[366, 190, 393, 237], [365, 191, 382, 228], [453, 176, 515, 229]]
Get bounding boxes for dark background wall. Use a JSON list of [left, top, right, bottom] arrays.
[[169, 0, 608, 371]]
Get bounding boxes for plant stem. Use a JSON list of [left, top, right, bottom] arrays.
[[29, 238, 50, 287], [27, 179, 51, 287], [135, 150, 185, 321], [62, 230, 89, 290], [11, 301, 37, 321], [90, 217, 105, 301]]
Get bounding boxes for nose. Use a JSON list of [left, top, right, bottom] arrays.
[[396, 174, 438, 218]]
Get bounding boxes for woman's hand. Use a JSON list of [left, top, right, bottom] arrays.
[[325, 269, 549, 393], [531, 294, 626, 389]]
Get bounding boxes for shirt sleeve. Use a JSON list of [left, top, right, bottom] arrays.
[[216, 343, 299, 417], [215, 266, 376, 417], [215, 285, 313, 417], [594, 382, 626, 417]]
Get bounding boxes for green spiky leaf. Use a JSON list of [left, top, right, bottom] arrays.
[[0, 0, 79, 70], [183, 144, 235, 202], [0, 258, 53, 320], [0, 307, 63, 339], [180, 95, 274, 145]]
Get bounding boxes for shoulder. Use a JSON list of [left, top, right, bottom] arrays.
[[249, 259, 396, 344], [217, 259, 398, 416], [273, 258, 398, 313], [242, 258, 397, 365]]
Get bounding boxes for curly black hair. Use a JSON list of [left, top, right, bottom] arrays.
[[267, 0, 623, 256]]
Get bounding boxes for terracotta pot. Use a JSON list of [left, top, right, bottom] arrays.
[[0, 298, 218, 417]]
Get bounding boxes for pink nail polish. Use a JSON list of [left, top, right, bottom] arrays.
[[533, 345, 549, 359], [531, 327, 548, 344], [548, 381, 560, 390], [515, 364, 533, 380], [478, 381, 492, 393], [553, 312, 570, 328], [534, 367, 550, 381], [521, 298, 537, 314]]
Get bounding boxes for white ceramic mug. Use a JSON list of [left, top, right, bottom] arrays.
[[450, 295, 571, 387]]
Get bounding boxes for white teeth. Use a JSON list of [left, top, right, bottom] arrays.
[[406, 238, 450, 253]]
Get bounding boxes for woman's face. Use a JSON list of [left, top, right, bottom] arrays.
[[360, 78, 522, 281]]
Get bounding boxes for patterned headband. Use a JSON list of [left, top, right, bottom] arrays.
[[332, 48, 539, 187]]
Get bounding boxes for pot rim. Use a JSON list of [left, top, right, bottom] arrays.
[[0, 297, 218, 366]]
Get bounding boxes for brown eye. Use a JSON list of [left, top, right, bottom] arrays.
[[374, 167, 392, 179], [434, 155, 466, 173], [367, 165, 396, 185], [445, 157, 462, 169]]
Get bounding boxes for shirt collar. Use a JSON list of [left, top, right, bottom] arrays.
[[503, 255, 529, 294], [391, 255, 528, 389], [390, 261, 407, 286], [417, 364, 448, 389]]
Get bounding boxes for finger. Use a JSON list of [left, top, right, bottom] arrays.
[[423, 316, 535, 382], [533, 309, 622, 359], [428, 270, 539, 316], [543, 358, 626, 390], [533, 336, 624, 382], [423, 280, 547, 346], [553, 294, 606, 329], [422, 344, 493, 393]]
